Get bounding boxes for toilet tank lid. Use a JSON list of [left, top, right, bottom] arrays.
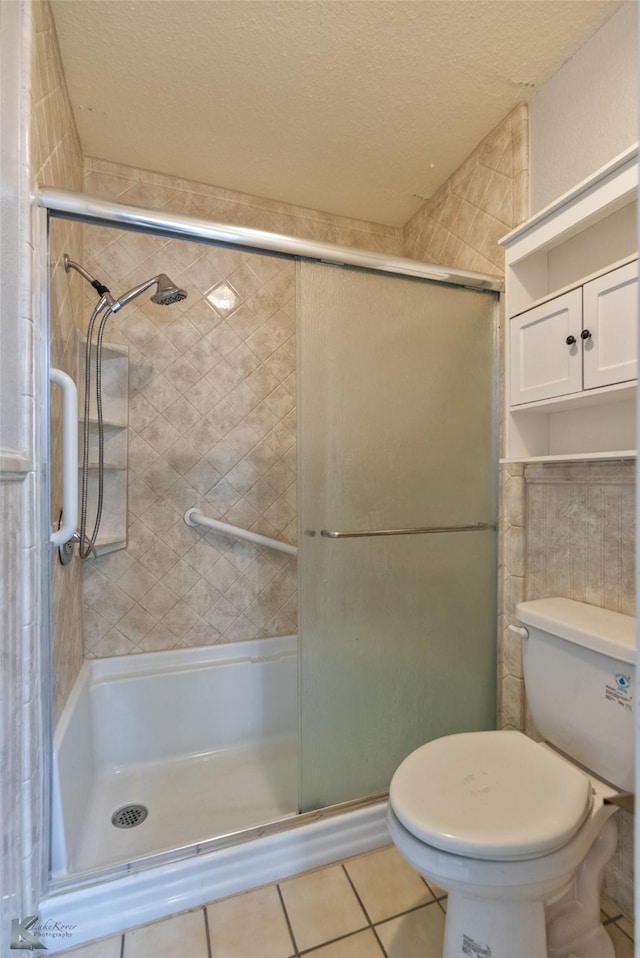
[[517, 599, 636, 665]]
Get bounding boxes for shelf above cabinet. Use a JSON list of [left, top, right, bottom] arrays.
[[501, 145, 638, 463]]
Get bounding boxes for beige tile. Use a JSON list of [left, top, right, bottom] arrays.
[[616, 915, 634, 941], [279, 865, 368, 952], [124, 909, 208, 957], [607, 922, 634, 958], [345, 846, 433, 923], [375, 903, 445, 958], [426, 879, 447, 900], [59, 936, 122, 957], [601, 893, 623, 919], [306, 929, 385, 957], [207, 885, 294, 958]]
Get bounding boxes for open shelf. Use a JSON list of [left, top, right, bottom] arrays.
[[78, 334, 129, 555]]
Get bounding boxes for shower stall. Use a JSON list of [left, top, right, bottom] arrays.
[[40, 189, 500, 944]]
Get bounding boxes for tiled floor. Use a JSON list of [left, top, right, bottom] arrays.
[[59, 844, 634, 958]]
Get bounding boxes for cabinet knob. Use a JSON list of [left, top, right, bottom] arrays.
[[566, 335, 576, 345], [581, 329, 592, 340]]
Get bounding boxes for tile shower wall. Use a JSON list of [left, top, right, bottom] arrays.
[[49, 220, 84, 721], [84, 157, 403, 255], [79, 156, 402, 657], [0, 0, 84, 929], [32, 1, 86, 723], [403, 104, 528, 276], [81, 228, 298, 655]]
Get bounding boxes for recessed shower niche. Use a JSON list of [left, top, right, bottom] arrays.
[[78, 334, 129, 555]]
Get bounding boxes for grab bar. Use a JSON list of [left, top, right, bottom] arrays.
[[318, 522, 493, 539], [184, 507, 297, 556], [49, 368, 78, 547]]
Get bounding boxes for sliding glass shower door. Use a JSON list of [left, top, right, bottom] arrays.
[[298, 262, 499, 811]]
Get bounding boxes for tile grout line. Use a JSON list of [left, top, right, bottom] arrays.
[[276, 882, 301, 958], [340, 863, 389, 958], [612, 918, 635, 943], [341, 860, 450, 951], [298, 926, 381, 956]]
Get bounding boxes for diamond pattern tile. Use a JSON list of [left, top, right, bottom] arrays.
[[82, 230, 297, 655]]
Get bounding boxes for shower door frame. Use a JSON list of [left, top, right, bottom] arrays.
[[36, 188, 502, 897]]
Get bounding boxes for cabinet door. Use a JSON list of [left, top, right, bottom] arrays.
[[582, 260, 638, 390], [509, 289, 582, 405]]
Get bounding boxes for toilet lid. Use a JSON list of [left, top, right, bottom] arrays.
[[389, 731, 592, 861]]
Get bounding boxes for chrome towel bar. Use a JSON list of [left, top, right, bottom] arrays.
[[317, 522, 494, 539]]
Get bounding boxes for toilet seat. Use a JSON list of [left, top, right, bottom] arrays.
[[389, 730, 592, 861]]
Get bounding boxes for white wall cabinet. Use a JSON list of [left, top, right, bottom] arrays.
[[501, 146, 638, 462], [582, 260, 638, 390], [510, 289, 582, 405], [510, 260, 638, 407]]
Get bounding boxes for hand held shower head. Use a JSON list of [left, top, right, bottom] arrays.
[[62, 254, 188, 560], [63, 254, 188, 312], [111, 273, 188, 311], [150, 274, 189, 306]]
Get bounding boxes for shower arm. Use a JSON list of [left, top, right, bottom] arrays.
[[63, 255, 116, 308]]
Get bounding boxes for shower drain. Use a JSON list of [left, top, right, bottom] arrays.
[[111, 804, 149, 829]]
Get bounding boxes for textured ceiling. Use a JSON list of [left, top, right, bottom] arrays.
[[51, 0, 622, 227]]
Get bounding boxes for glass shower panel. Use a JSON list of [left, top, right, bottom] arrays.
[[298, 262, 498, 811]]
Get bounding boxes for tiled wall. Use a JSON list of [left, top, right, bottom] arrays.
[[0, 474, 35, 938], [78, 158, 402, 658], [84, 157, 402, 255], [403, 105, 528, 276], [32, 0, 85, 723], [81, 227, 298, 655], [0, 0, 83, 930], [49, 220, 84, 722]]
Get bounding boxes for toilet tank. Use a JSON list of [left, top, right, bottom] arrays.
[[516, 598, 635, 792]]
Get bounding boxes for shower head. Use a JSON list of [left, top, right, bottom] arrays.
[[111, 273, 188, 312], [63, 254, 187, 312], [149, 274, 188, 306]]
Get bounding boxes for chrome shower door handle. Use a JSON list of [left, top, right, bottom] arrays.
[[49, 368, 78, 547], [318, 522, 493, 539]]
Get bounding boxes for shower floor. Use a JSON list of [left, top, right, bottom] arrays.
[[71, 736, 299, 873]]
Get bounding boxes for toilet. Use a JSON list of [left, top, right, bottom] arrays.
[[387, 598, 635, 958]]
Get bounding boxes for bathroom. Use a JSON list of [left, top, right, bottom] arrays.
[[0, 1, 637, 956]]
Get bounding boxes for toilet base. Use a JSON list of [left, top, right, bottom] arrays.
[[444, 894, 547, 958], [387, 802, 619, 958]]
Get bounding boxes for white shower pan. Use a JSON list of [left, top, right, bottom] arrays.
[[52, 635, 298, 876]]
